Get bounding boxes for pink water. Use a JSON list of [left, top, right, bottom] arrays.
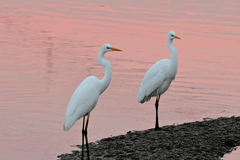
[[0, 0, 240, 159]]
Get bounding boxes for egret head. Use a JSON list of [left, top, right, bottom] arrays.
[[168, 31, 181, 40], [101, 44, 122, 53]]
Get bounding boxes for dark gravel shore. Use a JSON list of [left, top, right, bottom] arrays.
[[58, 116, 240, 160]]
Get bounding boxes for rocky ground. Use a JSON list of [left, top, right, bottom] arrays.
[[58, 116, 240, 160]]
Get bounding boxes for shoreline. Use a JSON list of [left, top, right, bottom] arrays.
[[58, 116, 240, 160]]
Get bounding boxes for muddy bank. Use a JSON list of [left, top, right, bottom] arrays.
[[58, 116, 240, 160]]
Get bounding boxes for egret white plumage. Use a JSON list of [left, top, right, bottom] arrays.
[[63, 44, 121, 160], [137, 31, 180, 130]]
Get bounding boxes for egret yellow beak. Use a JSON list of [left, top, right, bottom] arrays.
[[110, 47, 122, 51], [173, 35, 181, 40]]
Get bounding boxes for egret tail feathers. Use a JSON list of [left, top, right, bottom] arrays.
[[63, 116, 77, 131]]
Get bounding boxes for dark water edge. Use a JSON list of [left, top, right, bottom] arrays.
[[57, 116, 240, 160]]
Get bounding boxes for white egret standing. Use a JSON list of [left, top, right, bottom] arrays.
[[63, 44, 122, 160], [137, 31, 180, 131]]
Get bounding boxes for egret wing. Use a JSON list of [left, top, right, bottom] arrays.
[[63, 76, 100, 130], [137, 59, 169, 102]]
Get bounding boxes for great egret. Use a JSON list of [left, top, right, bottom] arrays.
[[63, 44, 122, 160], [137, 31, 180, 131]]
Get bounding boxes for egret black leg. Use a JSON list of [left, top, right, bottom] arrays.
[[82, 116, 85, 160], [154, 95, 160, 130], [85, 113, 90, 160]]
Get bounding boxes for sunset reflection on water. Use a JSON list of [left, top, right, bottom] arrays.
[[0, 0, 240, 159]]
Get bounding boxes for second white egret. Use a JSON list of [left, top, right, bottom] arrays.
[[137, 31, 180, 130]]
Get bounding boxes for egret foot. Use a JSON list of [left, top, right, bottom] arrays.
[[154, 127, 169, 131]]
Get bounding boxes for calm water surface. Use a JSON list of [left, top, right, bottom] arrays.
[[0, 0, 240, 159]]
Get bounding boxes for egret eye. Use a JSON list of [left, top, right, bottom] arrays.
[[106, 47, 110, 49], [171, 34, 174, 37]]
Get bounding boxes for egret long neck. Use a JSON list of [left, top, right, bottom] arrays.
[[98, 50, 112, 94], [167, 39, 178, 76]]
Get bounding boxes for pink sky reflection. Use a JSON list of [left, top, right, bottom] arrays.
[[0, 0, 240, 159]]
